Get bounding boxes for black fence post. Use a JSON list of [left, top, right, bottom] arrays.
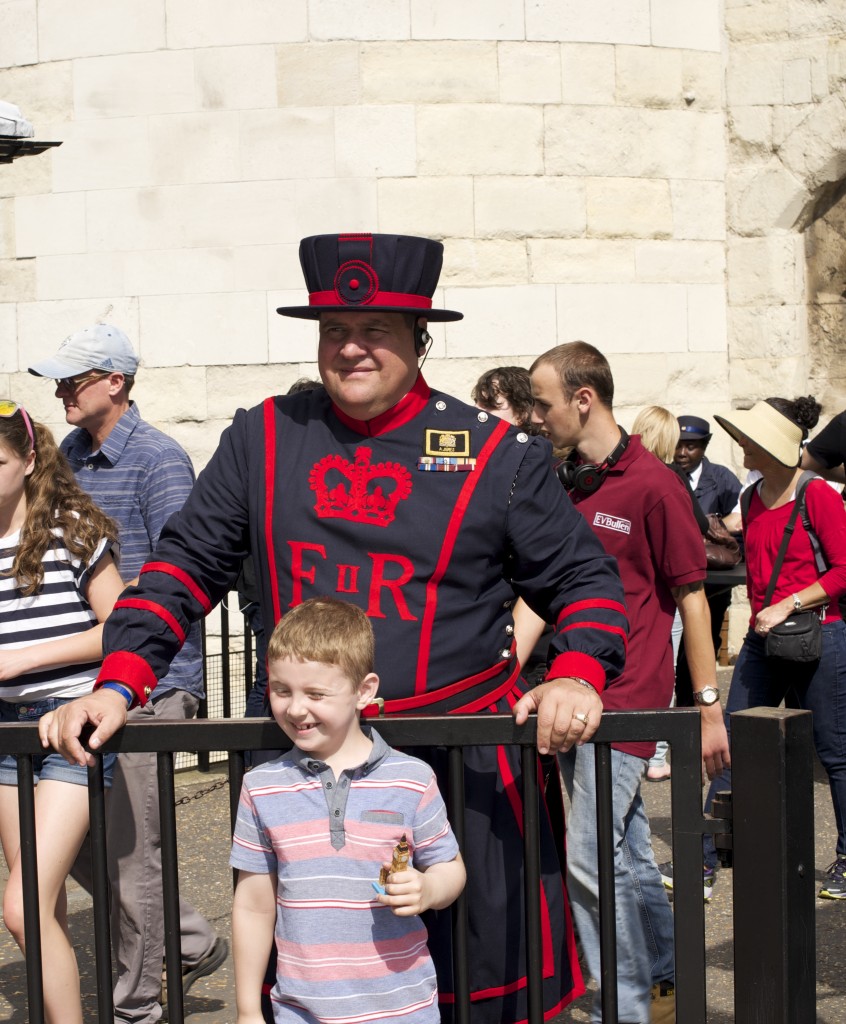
[[731, 707, 815, 1024]]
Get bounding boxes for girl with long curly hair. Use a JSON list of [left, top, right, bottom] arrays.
[[0, 401, 123, 1024]]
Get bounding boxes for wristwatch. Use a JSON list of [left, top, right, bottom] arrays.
[[693, 686, 720, 707], [792, 593, 803, 611]]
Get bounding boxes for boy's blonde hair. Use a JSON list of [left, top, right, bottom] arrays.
[[267, 597, 375, 688], [631, 405, 679, 465]]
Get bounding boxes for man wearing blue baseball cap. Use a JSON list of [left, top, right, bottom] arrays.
[[29, 325, 227, 1023], [39, 236, 629, 1023]]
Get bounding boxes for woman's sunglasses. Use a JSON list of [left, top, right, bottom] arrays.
[[0, 399, 35, 452]]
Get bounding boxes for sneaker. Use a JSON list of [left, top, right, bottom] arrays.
[[161, 937, 229, 1020], [820, 856, 846, 899], [658, 861, 715, 902], [650, 980, 676, 1024]]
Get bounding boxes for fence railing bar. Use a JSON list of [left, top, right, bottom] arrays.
[[595, 741, 619, 1024], [158, 751, 185, 1024], [87, 757, 114, 1024], [521, 744, 543, 1024], [17, 754, 45, 1024], [446, 744, 471, 1024]]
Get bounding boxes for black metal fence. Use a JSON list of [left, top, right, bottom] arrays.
[[0, 704, 816, 1024]]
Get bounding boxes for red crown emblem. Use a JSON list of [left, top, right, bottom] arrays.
[[309, 446, 413, 527]]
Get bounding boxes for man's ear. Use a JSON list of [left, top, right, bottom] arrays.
[[573, 385, 594, 412], [356, 672, 380, 709]]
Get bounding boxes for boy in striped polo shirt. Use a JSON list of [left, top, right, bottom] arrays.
[[230, 597, 466, 1024]]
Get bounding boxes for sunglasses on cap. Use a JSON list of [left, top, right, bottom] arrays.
[[0, 399, 35, 452], [53, 369, 113, 394]]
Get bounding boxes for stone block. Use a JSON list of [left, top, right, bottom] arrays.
[[526, 0, 650, 45], [206, 364, 312, 417], [0, 147, 52, 200], [634, 241, 725, 282], [50, 117, 151, 193], [74, 51, 196, 119], [778, 92, 846, 193], [377, 177, 475, 238], [0, 61, 73, 129], [418, 105, 543, 175], [670, 179, 726, 240], [650, 0, 721, 53], [37, 0, 164, 60], [309, 0, 410, 41], [410, 0, 523, 40], [0, 199, 14, 258], [164, 418, 233, 474], [556, 282, 688, 353], [727, 235, 806, 305], [731, 354, 808, 401], [560, 43, 616, 105], [682, 51, 723, 111], [783, 58, 813, 105], [0, 0, 37, 67], [602, 352, 671, 406], [132, 366, 208, 422], [36, 253, 125, 301], [440, 239, 528, 285], [441, 284, 556, 358], [475, 176, 585, 238], [361, 41, 498, 103], [498, 42, 561, 103], [335, 105, 416, 177], [17, 297, 140, 371], [85, 181, 297, 251], [424, 357, 496, 408], [546, 106, 725, 180], [194, 46, 278, 111], [140, 292, 268, 366], [124, 249, 236, 296], [234, 244, 303, 292], [0, 258, 35, 303], [15, 192, 85, 257], [727, 304, 802, 359], [148, 111, 240, 186], [727, 46, 783, 106], [687, 283, 728, 352], [528, 239, 636, 283], [7, 370, 67, 423], [240, 108, 336, 181], [276, 42, 360, 106], [166, 0, 307, 47], [586, 177, 672, 238], [267, 293, 323, 363], [725, 0, 790, 43], [729, 105, 774, 155], [0, 304, 17, 372], [615, 46, 683, 109], [727, 161, 809, 236], [291, 178, 378, 236]]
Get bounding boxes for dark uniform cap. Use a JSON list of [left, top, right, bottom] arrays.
[[677, 415, 711, 441], [276, 232, 463, 322]]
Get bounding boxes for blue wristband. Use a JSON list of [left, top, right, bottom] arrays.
[[100, 681, 134, 708]]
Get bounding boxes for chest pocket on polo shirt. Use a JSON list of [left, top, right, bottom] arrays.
[[361, 810, 404, 825]]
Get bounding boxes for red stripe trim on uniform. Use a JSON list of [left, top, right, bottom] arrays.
[[451, 662, 521, 714], [331, 375, 431, 438], [556, 597, 627, 625], [545, 651, 607, 693], [309, 289, 432, 309], [96, 652, 158, 707], [114, 598, 186, 646], [263, 397, 282, 626], [559, 621, 628, 644], [414, 417, 511, 694], [140, 562, 212, 615]]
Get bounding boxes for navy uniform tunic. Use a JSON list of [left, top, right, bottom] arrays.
[[101, 376, 627, 1022]]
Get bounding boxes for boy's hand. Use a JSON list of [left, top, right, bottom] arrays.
[[376, 866, 428, 916]]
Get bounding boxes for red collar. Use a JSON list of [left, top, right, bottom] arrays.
[[331, 375, 431, 437]]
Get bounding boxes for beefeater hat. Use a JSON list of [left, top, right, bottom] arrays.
[[276, 232, 463, 322]]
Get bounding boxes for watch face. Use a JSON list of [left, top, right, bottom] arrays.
[[696, 687, 719, 705]]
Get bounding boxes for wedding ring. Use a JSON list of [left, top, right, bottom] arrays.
[[574, 711, 589, 725]]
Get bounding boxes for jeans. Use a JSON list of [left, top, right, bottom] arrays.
[[560, 744, 675, 1023], [705, 620, 846, 868]]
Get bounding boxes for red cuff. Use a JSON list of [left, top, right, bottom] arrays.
[[96, 652, 158, 707], [545, 652, 606, 694]]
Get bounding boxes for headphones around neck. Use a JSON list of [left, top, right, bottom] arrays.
[[556, 427, 630, 495]]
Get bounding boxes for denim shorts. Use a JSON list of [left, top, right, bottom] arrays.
[[0, 696, 116, 787]]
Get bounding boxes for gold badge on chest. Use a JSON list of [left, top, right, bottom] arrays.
[[418, 429, 476, 472]]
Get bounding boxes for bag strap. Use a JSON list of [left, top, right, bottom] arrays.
[[794, 470, 828, 575], [763, 492, 803, 608]]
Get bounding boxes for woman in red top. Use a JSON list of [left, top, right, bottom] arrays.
[[706, 396, 846, 900]]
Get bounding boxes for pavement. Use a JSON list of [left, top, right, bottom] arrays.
[[2, 671, 846, 1022]]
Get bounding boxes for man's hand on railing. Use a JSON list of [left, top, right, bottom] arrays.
[[512, 676, 603, 755], [38, 688, 129, 767]]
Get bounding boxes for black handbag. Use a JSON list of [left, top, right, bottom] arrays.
[[760, 486, 822, 663]]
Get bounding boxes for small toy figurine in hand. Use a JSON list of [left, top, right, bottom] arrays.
[[373, 835, 410, 895]]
